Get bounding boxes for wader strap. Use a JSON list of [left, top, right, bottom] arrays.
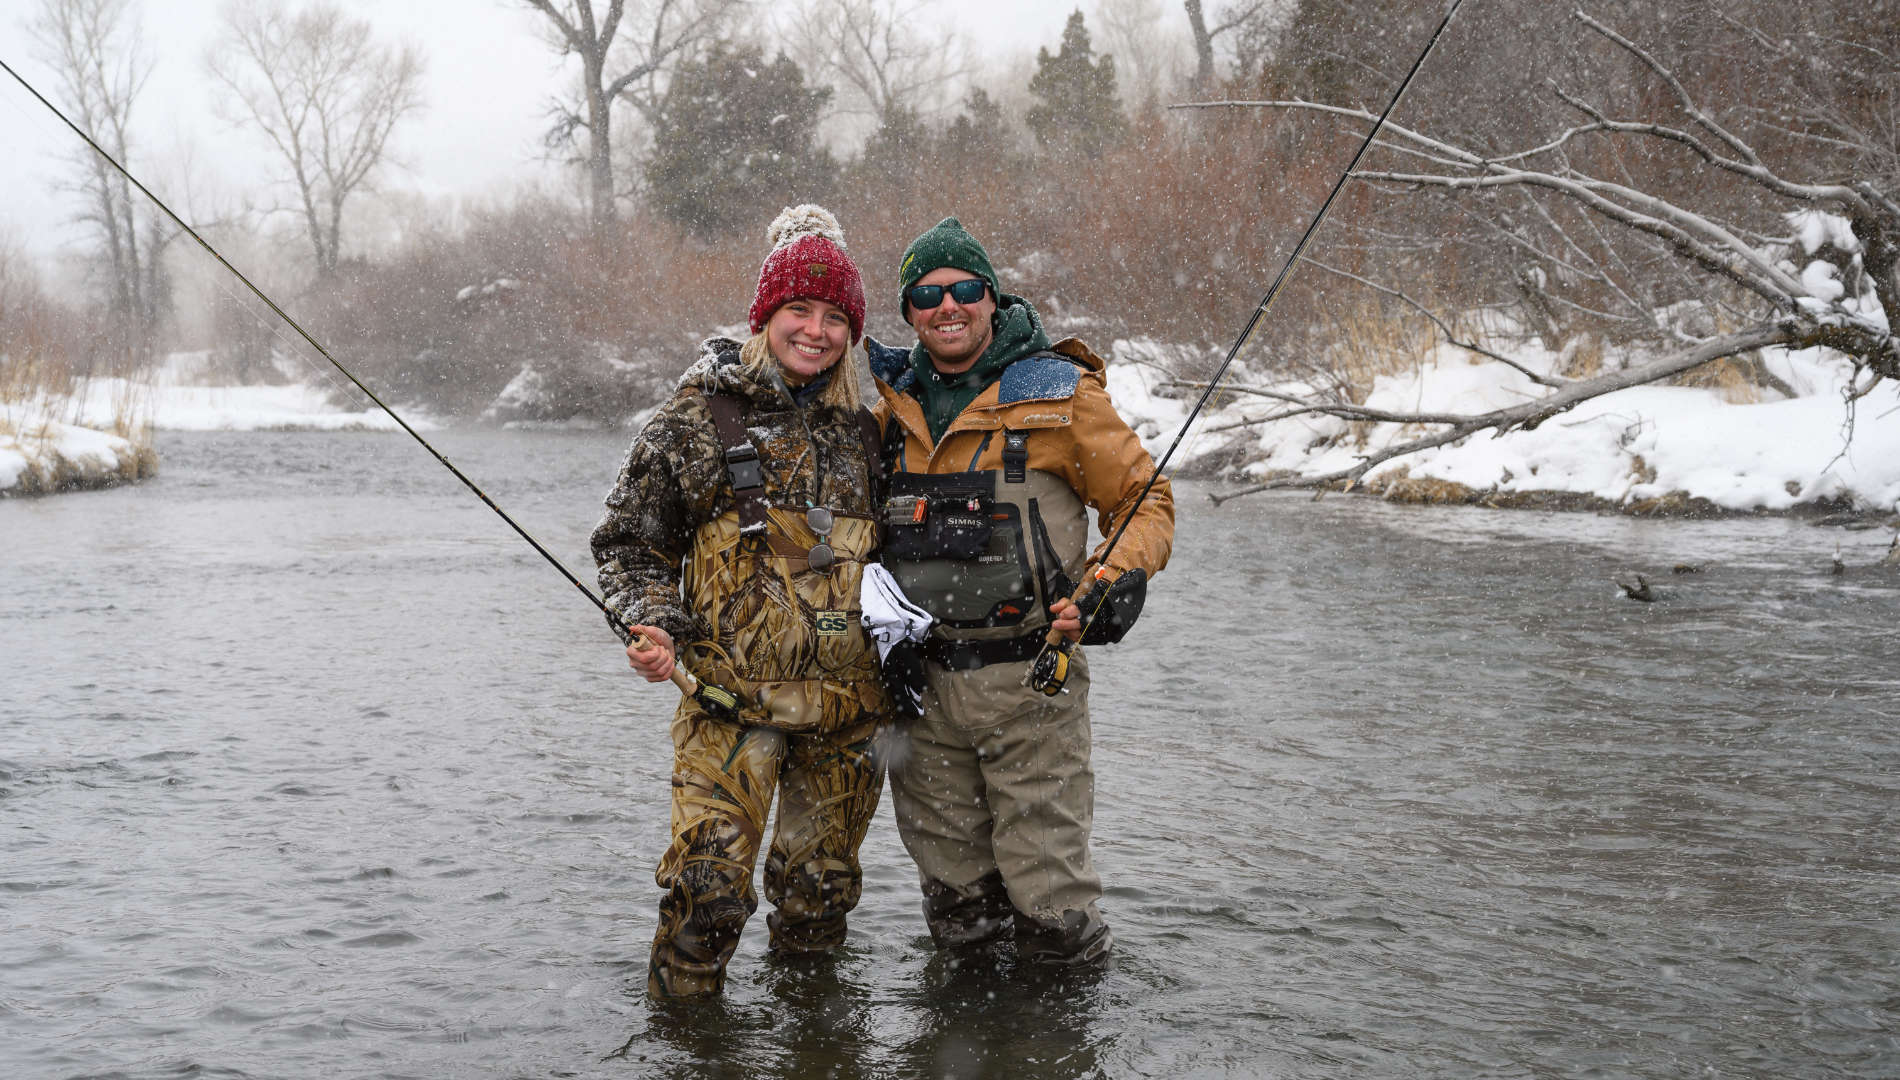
[[922, 634, 1043, 671], [880, 413, 905, 477], [705, 392, 768, 539], [856, 406, 882, 508], [1003, 430, 1028, 484]]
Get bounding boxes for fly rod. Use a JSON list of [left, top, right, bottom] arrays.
[[1027, 0, 1469, 695], [0, 55, 739, 721]]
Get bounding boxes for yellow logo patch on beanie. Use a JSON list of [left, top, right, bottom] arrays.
[[808, 262, 828, 277]]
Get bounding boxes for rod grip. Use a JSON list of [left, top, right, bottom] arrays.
[[1042, 566, 1111, 646], [630, 630, 697, 694]]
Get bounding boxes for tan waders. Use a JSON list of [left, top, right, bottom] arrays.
[[889, 651, 1111, 964], [648, 707, 887, 998]]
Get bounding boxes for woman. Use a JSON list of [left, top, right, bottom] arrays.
[[590, 206, 890, 999]]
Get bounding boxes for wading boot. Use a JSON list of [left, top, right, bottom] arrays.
[[1015, 908, 1112, 967], [921, 871, 1014, 950]]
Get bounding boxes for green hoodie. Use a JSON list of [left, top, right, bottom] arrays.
[[908, 293, 1052, 444]]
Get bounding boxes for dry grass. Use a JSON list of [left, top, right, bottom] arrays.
[[1559, 334, 1606, 379], [2, 250, 159, 492], [1671, 356, 1765, 403], [1362, 465, 1480, 505]]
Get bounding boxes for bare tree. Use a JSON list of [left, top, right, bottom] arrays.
[[28, 0, 167, 364], [784, 0, 969, 127], [520, 0, 737, 237], [1183, 0, 1267, 93], [206, 1, 424, 279], [1095, 0, 1187, 109], [1176, 10, 1898, 500]]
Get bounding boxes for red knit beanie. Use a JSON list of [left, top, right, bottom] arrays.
[[747, 205, 866, 343]]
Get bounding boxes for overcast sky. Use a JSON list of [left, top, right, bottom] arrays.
[[1, 0, 1083, 262]]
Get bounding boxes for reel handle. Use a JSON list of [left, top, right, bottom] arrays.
[[1025, 568, 1110, 696]]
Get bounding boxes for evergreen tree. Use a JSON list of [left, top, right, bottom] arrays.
[[856, 101, 932, 187], [1025, 10, 1128, 161], [643, 42, 835, 238], [942, 88, 1013, 163]]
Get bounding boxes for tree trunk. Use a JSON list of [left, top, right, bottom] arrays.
[[1184, 0, 1216, 93], [584, 50, 615, 237]]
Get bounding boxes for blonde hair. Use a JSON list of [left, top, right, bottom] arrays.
[[740, 331, 865, 412]]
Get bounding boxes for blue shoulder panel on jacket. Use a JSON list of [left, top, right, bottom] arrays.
[[864, 336, 915, 393], [997, 353, 1081, 405]]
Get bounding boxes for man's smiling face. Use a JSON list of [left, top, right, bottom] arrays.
[[906, 267, 996, 374]]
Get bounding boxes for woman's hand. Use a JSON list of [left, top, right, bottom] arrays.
[[625, 624, 676, 683]]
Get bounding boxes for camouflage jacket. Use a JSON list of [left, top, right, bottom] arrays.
[[591, 337, 881, 649]]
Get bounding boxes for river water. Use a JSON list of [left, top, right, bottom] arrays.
[[2, 429, 1896, 1079]]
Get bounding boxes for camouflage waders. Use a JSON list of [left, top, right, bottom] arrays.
[[591, 337, 894, 999], [648, 497, 891, 998], [650, 707, 886, 998]]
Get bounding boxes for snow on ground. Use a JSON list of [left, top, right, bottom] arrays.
[[11, 336, 1898, 515], [1103, 335, 1900, 515], [115, 350, 419, 432], [0, 419, 144, 493], [1, 351, 424, 493], [70, 377, 414, 432]]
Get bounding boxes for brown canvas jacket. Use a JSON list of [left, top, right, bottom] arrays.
[[869, 336, 1174, 584]]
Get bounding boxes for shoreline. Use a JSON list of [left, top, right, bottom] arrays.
[[1199, 461, 1900, 528], [0, 421, 159, 497]]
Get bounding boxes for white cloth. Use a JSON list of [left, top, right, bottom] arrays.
[[859, 563, 933, 662]]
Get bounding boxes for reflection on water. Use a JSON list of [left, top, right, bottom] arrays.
[[1, 430, 1896, 1078]]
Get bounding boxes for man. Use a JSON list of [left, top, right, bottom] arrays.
[[865, 217, 1174, 965]]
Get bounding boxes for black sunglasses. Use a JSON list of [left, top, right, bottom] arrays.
[[905, 278, 989, 311]]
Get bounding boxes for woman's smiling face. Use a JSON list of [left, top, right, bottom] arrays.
[[766, 297, 851, 384]]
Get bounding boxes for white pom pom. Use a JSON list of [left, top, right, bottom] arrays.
[[766, 204, 845, 251]]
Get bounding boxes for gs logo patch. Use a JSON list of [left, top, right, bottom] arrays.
[[814, 610, 850, 636]]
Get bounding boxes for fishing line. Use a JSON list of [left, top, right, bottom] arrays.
[[0, 54, 615, 621], [1052, 0, 1468, 664]]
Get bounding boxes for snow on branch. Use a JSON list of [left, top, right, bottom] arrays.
[[1168, 10, 1898, 504]]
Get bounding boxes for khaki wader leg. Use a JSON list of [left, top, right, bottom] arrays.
[[891, 652, 1111, 962], [649, 708, 783, 999], [761, 713, 889, 954]]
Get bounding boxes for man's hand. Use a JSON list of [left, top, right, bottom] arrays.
[[626, 624, 676, 683], [1047, 599, 1083, 643]]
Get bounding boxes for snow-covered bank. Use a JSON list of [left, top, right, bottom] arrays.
[[0, 352, 423, 495], [1104, 337, 1900, 518], [0, 420, 157, 495], [102, 351, 420, 432]]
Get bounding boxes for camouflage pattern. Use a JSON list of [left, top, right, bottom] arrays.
[[592, 335, 883, 665], [679, 504, 885, 732], [591, 335, 892, 998], [649, 707, 886, 997]]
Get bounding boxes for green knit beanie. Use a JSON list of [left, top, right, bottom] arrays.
[[897, 217, 1000, 318]]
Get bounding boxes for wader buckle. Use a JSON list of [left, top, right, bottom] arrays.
[[724, 443, 764, 492], [1003, 430, 1028, 484]]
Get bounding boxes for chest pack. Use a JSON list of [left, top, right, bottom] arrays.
[[879, 421, 1088, 645]]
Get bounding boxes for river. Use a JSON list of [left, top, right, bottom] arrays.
[[2, 429, 1896, 1079]]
